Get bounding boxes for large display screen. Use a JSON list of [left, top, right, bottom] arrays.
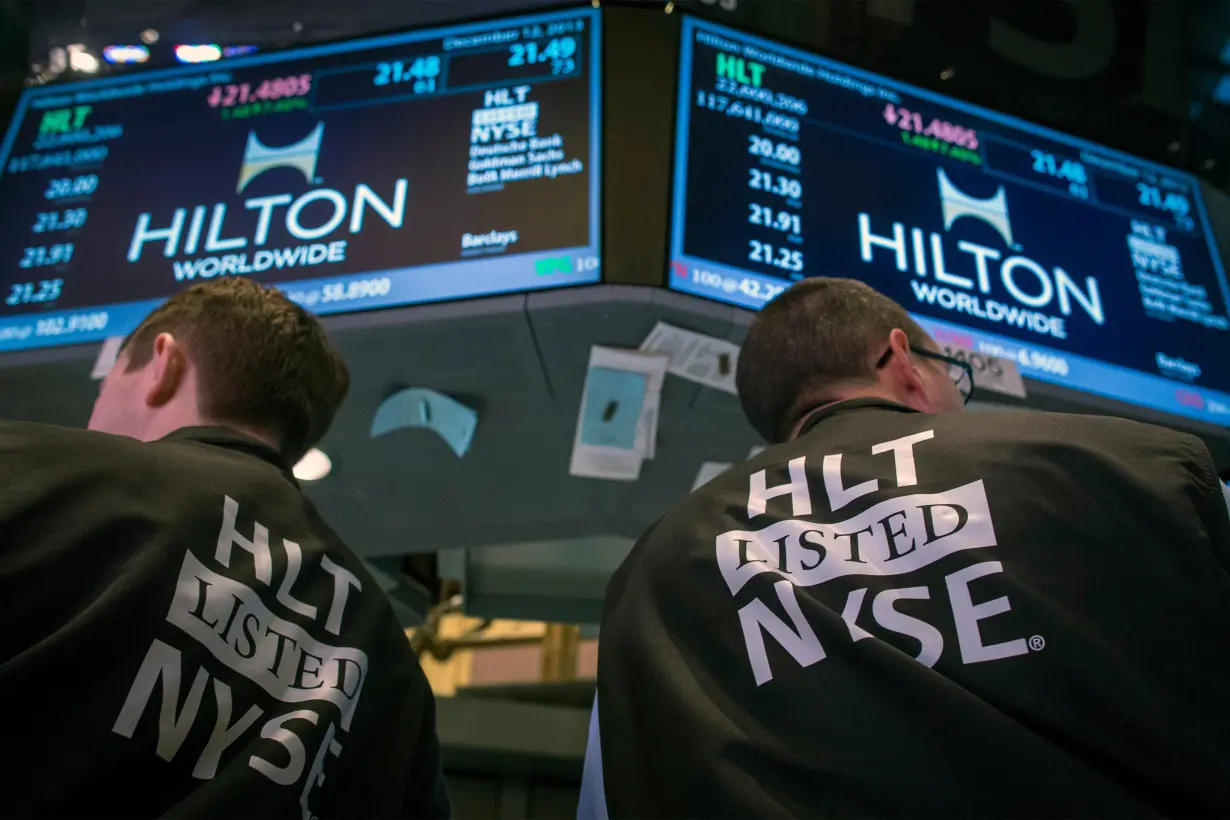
[[0, 7, 600, 353], [670, 16, 1230, 427]]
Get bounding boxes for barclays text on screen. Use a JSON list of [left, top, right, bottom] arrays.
[[0, 8, 601, 352], [669, 17, 1230, 427]]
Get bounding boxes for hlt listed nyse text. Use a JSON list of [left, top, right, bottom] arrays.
[[716, 428, 1043, 687]]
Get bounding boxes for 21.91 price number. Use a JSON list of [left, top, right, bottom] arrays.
[[749, 203, 801, 235], [19, 243, 74, 268], [749, 240, 804, 274]]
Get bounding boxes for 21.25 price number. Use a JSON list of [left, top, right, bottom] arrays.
[[749, 240, 804, 274]]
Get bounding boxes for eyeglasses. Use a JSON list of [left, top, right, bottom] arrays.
[[875, 345, 975, 404]]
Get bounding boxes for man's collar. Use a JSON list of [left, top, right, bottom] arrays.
[[158, 426, 293, 476], [794, 398, 919, 439]]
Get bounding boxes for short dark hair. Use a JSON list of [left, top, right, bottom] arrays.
[[736, 277, 931, 443], [124, 277, 349, 462]]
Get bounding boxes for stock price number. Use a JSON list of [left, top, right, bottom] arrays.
[[35, 311, 108, 337], [883, 103, 978, 149], [749, 203, 801, 235], [509, 37, 577, 75], [748, 169, 802, 199], [1030, 150, 1089, 198], [1137, 183, 1191, 222], [19, 243, 74, 269], [373, 57, 440, 93], [748, 240, 804, 273], [321, 277, 392, 304], [32, 208, 87, 233], [209, 75, 311, 107], [691, 269, 786, 303], [6, 278, 63, 306], [749, 135, 801, 166], [45, 175, 98, 200]]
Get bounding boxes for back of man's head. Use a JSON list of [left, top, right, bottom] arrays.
[[92, 277, 349, 463], [736, 277, 933, 443]]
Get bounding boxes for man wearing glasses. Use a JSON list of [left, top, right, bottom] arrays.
[[583, 277, 1230, 819]]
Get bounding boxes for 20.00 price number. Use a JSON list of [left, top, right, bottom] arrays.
[[748, 240, 803, 273], [45, 174, 98, 200], [35, 311, 108, 337], [749, 135, 801, 166]]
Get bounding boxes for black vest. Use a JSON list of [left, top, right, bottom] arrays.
[[597, 400, 1230, 818], [0, 422, 450, 819]]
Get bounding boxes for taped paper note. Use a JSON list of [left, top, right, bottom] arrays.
[[936, 342, 1027, 399], [693, 462, 732, 491], [370, 388, 478, 457], [90, 336, 125, 381], [639, 322, 739, 394], [570, 346, 668, 481]]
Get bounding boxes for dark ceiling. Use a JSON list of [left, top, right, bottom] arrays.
[[2, 0, 1228, 190]]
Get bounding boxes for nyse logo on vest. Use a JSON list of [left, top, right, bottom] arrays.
[[716, 430, 1033, 686], [112, 496, 366, 818]]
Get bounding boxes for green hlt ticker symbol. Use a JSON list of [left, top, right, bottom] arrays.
[[39, 105, 92, 136], [535, 256, 571, 275], [716, 53, 766, 88]]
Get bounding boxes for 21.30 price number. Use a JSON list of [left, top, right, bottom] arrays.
[[748, 169, 802, 199], [748, 240, 804, 274]]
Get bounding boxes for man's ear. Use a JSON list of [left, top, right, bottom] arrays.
[[144, 332, 188, 408], [885, 328, 925, 395]]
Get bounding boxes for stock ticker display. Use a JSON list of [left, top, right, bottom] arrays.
[[0, 7, 601, 352], [670, 17, 1230, 426]]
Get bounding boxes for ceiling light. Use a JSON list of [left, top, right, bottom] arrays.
[[141, 28, 160, 45], [103, 45, 150, 64], [68, 45, 99, 74], [48, 47, 67, 74], [293, 448, 333, 481], [222, 45, 259, 58], [174, 44, 222, 64]]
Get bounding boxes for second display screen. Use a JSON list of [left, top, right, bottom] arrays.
[[669, 15, 1230, 427]]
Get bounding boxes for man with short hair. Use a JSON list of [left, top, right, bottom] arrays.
[[1, 278, 450, 819], [583, 277, 1230, 818]]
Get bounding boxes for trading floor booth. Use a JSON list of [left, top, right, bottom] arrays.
[[2, 3, 1228, 816]]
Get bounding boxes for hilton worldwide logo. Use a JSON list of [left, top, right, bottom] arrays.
[[127, 117, 408, 283], [937, 167, 1015, 249], [236, 122, 325, 193]]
